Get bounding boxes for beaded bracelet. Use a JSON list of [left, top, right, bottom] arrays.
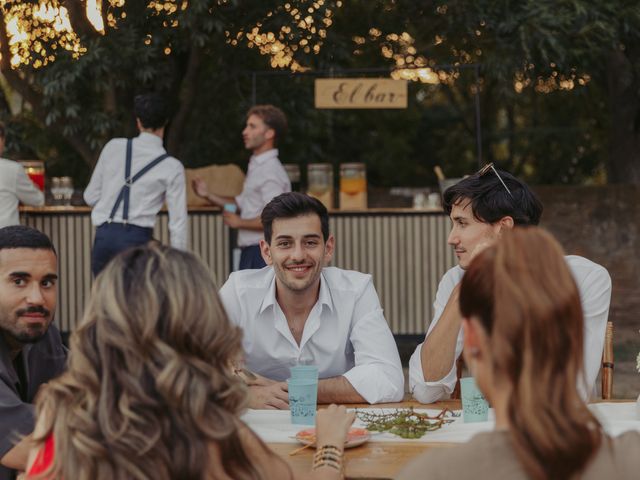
[[312, 445, 344, 472]]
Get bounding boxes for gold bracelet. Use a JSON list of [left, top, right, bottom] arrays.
[[312, 445, 344, 472], [315, 445, 343, 453], [312, 458, 342, 471]]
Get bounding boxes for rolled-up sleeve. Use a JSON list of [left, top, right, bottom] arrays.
[[409, 267, 463, 403], [342, 281, 404, 404], [409, 342, 458, 404]]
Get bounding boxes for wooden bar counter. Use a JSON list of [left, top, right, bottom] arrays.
[[19, 205, 455, 334]]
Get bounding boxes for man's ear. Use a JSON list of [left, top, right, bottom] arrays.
[[323, 235, 335, 265], [264, 127, 275, 141], [259, 239, 272, 265], [497, 215, 514, 233]]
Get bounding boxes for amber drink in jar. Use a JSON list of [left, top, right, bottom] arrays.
[[339, 163, 367, 210]]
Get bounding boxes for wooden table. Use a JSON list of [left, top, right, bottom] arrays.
[[268, 400, 460, 479]]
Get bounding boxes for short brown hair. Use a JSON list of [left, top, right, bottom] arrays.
[[0, 121, 5, 139], [247, 104, 287, 144]]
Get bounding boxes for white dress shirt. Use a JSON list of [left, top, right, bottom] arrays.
[[409, 255, 612, 403], [235, 149, 290, 247], [0, 158, 44, 228], [219, 266, 404, 404], [83, 132, 188, 250]]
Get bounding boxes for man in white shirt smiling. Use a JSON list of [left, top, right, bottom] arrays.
[[193, 105, 291, 269], [220, 192, 404, 407], [409, 165, 611, 403], [84, 93, 188, 276]]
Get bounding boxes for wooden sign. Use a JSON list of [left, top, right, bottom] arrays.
[[315, 78, 408, 109]]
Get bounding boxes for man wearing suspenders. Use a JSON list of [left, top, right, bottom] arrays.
[[84, 93, 188, 276]]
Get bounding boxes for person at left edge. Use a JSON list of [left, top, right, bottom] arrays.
[[83, 93, 188, 276], [0, 122, 44, 229], [0, 226, 66, 480]]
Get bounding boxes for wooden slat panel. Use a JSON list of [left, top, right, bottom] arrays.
[[21, 211, 229, 332], [20, 211, 454, 335], [328, 213, 454, 334]]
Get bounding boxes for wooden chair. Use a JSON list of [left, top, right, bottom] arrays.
[[601, 321, 614, 400], [451, 321, 614, 400]]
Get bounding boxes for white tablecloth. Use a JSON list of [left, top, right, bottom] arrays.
[[589, 402, 640, 437], [242, 402, 640, 444], [242, 408, 493, 444]]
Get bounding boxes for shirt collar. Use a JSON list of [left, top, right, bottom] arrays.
[[250, 148, 279, 166], [259, 269, 334, 315], [137, 131, 164, 147]]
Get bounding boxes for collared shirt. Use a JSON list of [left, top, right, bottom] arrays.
[[0, 158, 44, 228], [235, 149, 290, 247], [219, 266, 404, 404], [0, 325, 66, 480], [83, 132, 188, 250], [409, 255, 612, 404]]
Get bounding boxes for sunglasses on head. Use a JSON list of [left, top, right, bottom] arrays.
[[476, 163, 514, 199]]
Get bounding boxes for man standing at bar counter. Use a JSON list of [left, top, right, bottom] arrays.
[[84, 93, 188, 276], [0, 123, 44, 229], [0, 226, 66, 480], [409, 165, 612, 403], [192, 105, 291, 270], [220, 192, 404, 407]]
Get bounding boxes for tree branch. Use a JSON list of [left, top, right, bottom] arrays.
[[166, 44, 203, 157], [61, 0, 104, 40], [0, 8, 98, 167]]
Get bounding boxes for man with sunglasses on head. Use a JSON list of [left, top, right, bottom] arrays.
[[409, 165, 611, 403]]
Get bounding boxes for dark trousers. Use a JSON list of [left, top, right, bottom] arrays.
[[239, 244, 266, 270], [91, 222, 154, 276]]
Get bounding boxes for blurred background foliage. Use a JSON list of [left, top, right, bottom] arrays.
[[0, 0, 639, 188]]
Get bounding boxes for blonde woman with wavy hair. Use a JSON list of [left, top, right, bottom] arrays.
[[398, 228, 640, 480], [25, 244, 354, 479]]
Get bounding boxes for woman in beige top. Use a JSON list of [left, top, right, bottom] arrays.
[[26, 244, 353, 480], [398, 227, 639, 480]]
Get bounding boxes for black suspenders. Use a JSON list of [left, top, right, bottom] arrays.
[[108, 139, 170, 224]]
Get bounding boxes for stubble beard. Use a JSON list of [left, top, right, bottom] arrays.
[[0, 310, 51, 345]]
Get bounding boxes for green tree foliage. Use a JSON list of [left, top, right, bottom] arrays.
[[0, 0, 639, 186]]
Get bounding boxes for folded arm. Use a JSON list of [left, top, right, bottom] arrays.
[[409, 271, 463, 403], [317, 376, 366, 404], [420, 284, 462, 381], [341, 281, 404, 404]]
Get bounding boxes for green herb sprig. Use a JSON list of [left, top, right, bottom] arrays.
[[355, 407, 459, 439]]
